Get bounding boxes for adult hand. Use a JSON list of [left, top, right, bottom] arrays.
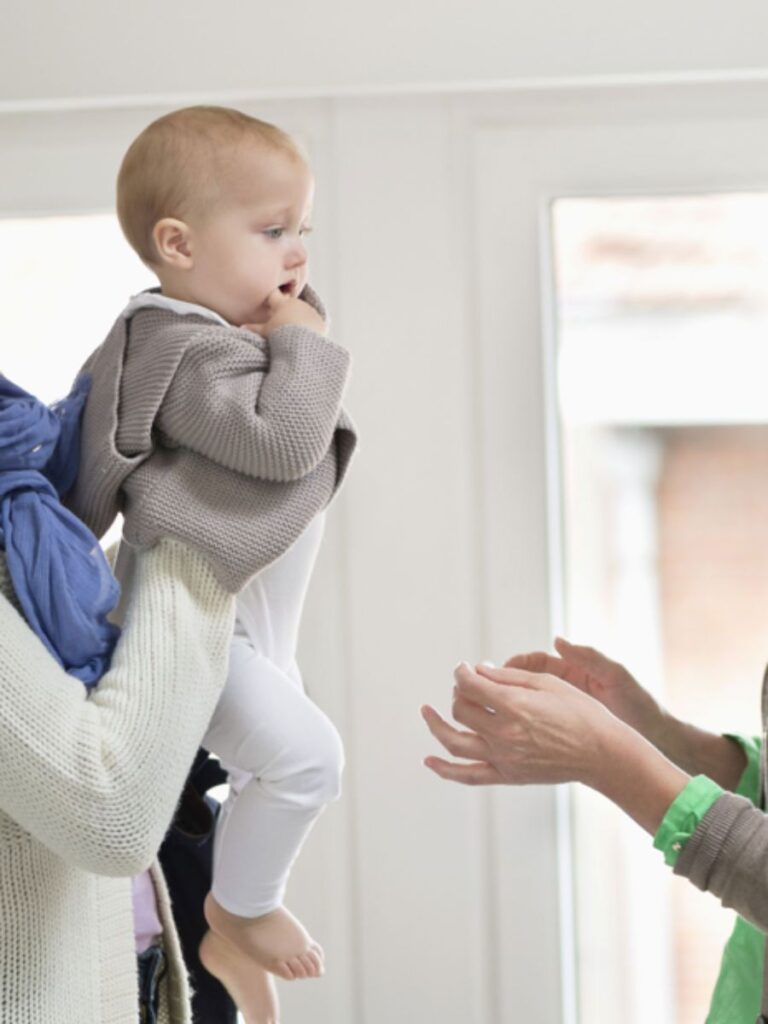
[[422, 661, 622, 788], [241, 289, 327, 338], [504, 638, 666, 748], [422, 660, 690, 836]]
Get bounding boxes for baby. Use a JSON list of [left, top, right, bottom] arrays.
[[66, 106, 357, 1022]]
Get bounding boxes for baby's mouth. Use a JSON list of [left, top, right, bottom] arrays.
[[278, 281, 296, 296]]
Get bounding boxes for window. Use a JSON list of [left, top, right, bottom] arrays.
[[0, 213, 153, 402], [553, 194, 768, 1024], [0, 213, 154, 549]]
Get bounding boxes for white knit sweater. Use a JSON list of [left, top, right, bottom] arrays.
[[0, 540, 235, 1023]]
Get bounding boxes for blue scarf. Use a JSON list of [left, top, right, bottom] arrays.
[[0, 374, 120, 688]]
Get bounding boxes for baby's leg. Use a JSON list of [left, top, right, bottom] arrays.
[[201, 638, 343, 983]]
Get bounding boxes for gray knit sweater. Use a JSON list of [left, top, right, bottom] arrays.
[[66, 287, 356, 593], [674, 667, 768, 938], [675, 790, 768, 929]]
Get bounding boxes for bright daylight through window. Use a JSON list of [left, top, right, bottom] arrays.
[[553, 194, 768, 1024]]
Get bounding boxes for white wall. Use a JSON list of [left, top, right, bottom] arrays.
[[0, 90, 568, 1023], [3, 0, 768, 108]]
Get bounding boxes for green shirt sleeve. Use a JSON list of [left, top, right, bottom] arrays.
[[653, 775, 724, 867], [723, 733, 762, 805]]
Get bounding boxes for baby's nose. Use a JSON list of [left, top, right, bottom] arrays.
[[286, 239, 307, 267]]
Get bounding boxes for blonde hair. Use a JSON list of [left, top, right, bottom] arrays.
[[116, 105, 305, 265]]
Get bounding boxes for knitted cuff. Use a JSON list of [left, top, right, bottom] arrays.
[[672, 791, 760, 889]]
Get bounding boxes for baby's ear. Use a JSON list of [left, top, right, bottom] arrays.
[[152, 218, 193, 269]]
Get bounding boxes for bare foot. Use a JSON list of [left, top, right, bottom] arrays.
[[199, 928, 280, 1024], [204, 892, 325, 981]]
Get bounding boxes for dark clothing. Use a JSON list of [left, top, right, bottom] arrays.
[[158, 749, 237, 1024], [137, 944, 166, 1023]]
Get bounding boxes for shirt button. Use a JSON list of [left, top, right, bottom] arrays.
[[672, 842, 682, 852]]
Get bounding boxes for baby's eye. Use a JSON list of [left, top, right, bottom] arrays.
[[263, 227, 285, 240], [299, 225, 314, 237]]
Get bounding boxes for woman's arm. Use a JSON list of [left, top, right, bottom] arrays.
[[653, 715, 747, 792], [506, 641, 747, 791], [422, 661, 689, 833], [0, 539, 234, 876], [423, 661, 768, 930]]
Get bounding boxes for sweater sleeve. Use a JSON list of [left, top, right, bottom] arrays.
[[670, 789, 768, 932], [156, 324, 351, 483], [0, 540, 234, 877]]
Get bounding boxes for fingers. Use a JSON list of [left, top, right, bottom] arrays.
[[421, 705, 489, 760], [424, 756, 500, 786], [241, 288, 292, 334], [554, 636, 583, 656], [452, 664, 511, 714], [555, 636, 603, 664], [503, 651, 565, 676], [503, 651, 547, 671], [247, 289, 290, 330], [472, 662, 543, 692], [452, 695, 503, 736], [554, 637, 624, 680], [502, 641, 611, 693]]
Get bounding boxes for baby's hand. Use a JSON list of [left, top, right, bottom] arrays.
[[242, 290, 328, 338]]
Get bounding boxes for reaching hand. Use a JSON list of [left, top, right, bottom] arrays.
[[503, 638, 666, 746], [421, 659, 690, 836], [421, 661, 623, 788]]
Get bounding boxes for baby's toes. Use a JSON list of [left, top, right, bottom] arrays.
[[297, 952, 321, 978], [287, 955, 309, 980], [306, 948, 324, 975], [275, 960, 296, 981]]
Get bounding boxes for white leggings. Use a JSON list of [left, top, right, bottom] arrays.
[[202, 634, 344, 917]]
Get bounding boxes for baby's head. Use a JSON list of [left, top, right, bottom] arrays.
[[117, 105, 314, 326]]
